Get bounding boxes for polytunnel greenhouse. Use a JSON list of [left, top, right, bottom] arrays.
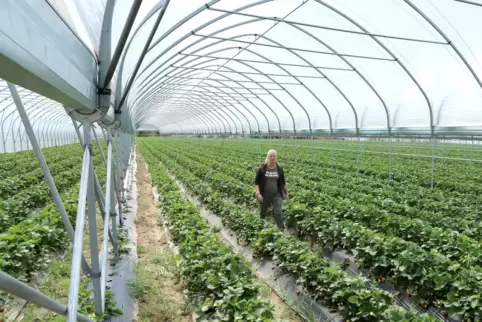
[[1, 0, 482, 321]]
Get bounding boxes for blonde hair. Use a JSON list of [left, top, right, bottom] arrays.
[[264, 149, 277, 164]]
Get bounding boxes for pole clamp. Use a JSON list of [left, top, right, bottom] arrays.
[[97, 87, 112, 95], [91, 271, 102, 279]]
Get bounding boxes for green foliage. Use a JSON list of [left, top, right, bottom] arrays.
[[141, 149, 275, 321], [138, 137, 482, 321], [0, 143, 107, 279]]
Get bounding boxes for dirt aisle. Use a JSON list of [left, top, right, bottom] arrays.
[[132, 148, 191, 322]]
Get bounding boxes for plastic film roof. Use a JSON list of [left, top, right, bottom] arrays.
[[0, 79, 80, 152], [122, 0, 482, 135], [2, 0, 482, 138]]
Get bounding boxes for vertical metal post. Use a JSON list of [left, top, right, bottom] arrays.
[[356, 136, 361, 174], [388, 135, 393, 181], [101, 129, 113, 311], [67, 140, 91, 322], [471, 137, 474, 162], [84, 122, 103, 314], [331, 134, 335, 170], [431, 136, 436, 190], [115, 132, 126, 203], [7, 82, 91, 275], [72, 118, 107, 214], [72, 119, 115, 245], [92, 127, 107, 166]]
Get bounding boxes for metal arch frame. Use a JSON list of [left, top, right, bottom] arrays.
[[198, 33, 337, 133], [160, 78, 253, 134], [403, 0, 482, 90], [147, 110, 214, 134], [114, 0, 168, 112], [135, 57, 280, 134], [134, 73, 252, 134], [145, 81, 239, 133], [135, 69, 274, 134], [179, 83, 253, 134], [131, 0, 448, 134], [173, 18, 384, 134], [27, 105, 68, 147], [138, 84, 231, 133], [207, 6, 448, 45], [115, 0, 171, 112], [137, 52, 293, 134], [137, 103, 220, 134], [142, 106, 213, 134], [142, 99, 222, 134], [156, 94, 246, 133], [37, 113, 65, 148], [161, 72, 263, 133], [134, 51, 278, 136], [163, 45, 305, 134], [164, 64, 291, 132], [313, 0, 434, 133], [282, 24, 390, 132], [157, 92, 238, 134], [132, 14, 305, 133], [45, 114, 71, 147], [144, 76, 256, 134], [136, 0, 266, 86], [130, 14, 302, 128], [16, 102, 65, 149], [140, 83, 236, 133], [132, 15, 358, 134], [3, 98, 53, 149]]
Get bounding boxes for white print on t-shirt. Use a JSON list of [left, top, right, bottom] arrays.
[[266, 170, 279, 178]]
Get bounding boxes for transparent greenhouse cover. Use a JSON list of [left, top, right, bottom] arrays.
[[4, 0, 482, 136]]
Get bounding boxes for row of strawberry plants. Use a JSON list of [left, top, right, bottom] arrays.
[[190, 139, 482, 208], [217, 138, 482, 203], [146, 140, 481, 320], [0, 149, 104, 232], [0, 162, 107, 280], [245, 139, 482, 195], [157, 142, 482, 267], [140, 147, 275, 321], [0, 145, 75, 178], [139, 140, 437, 322], [0, 149, 83, 199], [173, 140, 482, 236], [159, 141, 481, 243]]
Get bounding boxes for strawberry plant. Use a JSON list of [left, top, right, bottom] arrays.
[[139, 140, 438, 321], [144, 156, 275, 321]]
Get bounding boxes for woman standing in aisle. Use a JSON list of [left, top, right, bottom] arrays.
[[255, 150, 288, 230]]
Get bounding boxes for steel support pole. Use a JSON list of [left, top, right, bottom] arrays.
[[356, 136, 361, 174], [6, 82, 92, 275], [0, 271, 93, 322], [101, 129, 113, 310], [389, 136, 393, 181], [73, 120, 105, 207], [431, 136, 436, 190], [84, 122, 103, 314], [111, 133, 125, 226], [67, 145, 91, 322], [71, 119, 114, 245], [92, 127, 107, 166], [331, 135, 335, 170]]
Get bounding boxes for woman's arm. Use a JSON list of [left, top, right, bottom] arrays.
[[280, 168, 288, 199], [255, 168, 264, 201]]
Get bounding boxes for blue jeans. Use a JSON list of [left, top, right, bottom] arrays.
[[259, 194, 284, 230]]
